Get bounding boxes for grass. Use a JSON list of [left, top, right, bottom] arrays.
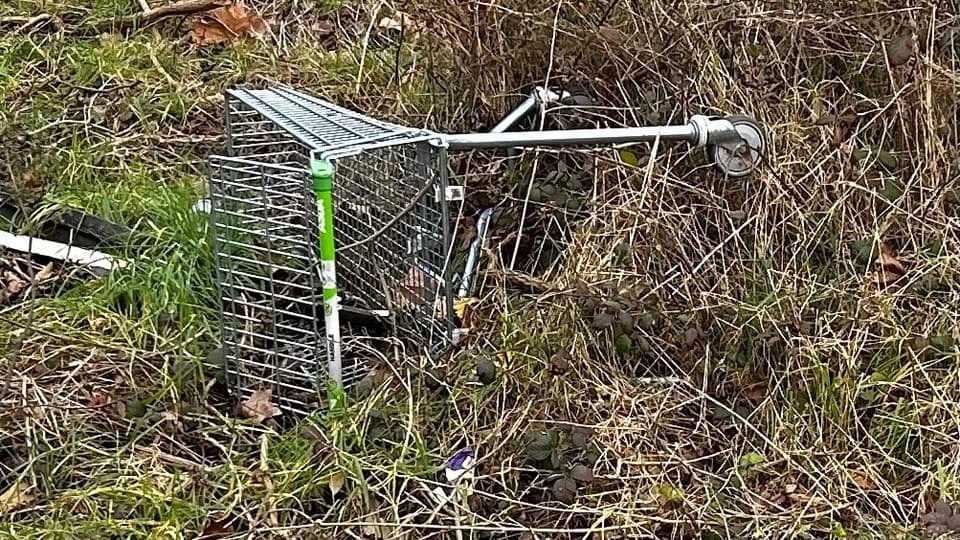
[[0, 0, 958, 538]]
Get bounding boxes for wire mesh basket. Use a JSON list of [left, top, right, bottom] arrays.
[[207, 85, 766, 413]]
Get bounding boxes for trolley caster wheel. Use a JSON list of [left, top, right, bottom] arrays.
[[706, 115, 765, 178]]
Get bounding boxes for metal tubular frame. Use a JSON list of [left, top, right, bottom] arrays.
[[207, 84, 765, 413]]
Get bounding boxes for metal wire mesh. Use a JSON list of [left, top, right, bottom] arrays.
[[209, 87, 459, 411], [208, 156, 327, 411], [332, 142, 456, 349]]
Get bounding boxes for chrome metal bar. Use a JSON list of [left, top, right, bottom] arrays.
[[489, 94, 539, 134], [444, 124, 698, 149], [458, 207, 494, 298]]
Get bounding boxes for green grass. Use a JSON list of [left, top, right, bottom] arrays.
[[1, 0, 959, 538]]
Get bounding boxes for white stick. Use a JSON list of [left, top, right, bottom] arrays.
[[0, 230, 126, 273]]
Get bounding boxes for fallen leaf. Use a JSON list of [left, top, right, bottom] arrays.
[[240, 388, 281, 422], [874, 241, 906, 288], [683, 327, 699, 346], [742, 382, 767, 402], [616, 309, 634, 329], [0, 482, 35, 513], [739, 451, 764, 468], [591, 311, 615, 329], [570, 464, 594, 483], [328, 471, 346, 496], [378, 11, 415, 32], [552, 476, 577, 504], [618, 149, 639, 167], [569, 426, 594, 449], [934, 500, 953, 517], [453, 297, 480, 328], [876, 148, 899, 170], [549, 352, 570, 375], [312, 19, 336, 37], [192, 3, 269, 47], [34, 262, 56, 282], [476, 355, 497, 384], [525, 432, 555, 461], [4, 273, 25, 295], [125, 399, 147, 418], [832, 123, 849, 148], [88, 390, 111, 408], [598, 25, 625, 44], [886, 31, 916, 66], [198, 517, 234, 539], [392, 266, 429, 310], [849, 470, 875, 490]]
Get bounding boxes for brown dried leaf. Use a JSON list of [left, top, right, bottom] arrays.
[[549, 352, 571, 376], [934, 500, 953, 517], [569, 426, 594, 449], [0, 482, 35, 513], [849, 470, 875, 490], [874, 242, 906, 288], [742, 382, 767, 402], [87, 390, 111, 408], [240, 388, 281, 422], [4, 273, 25, 295], [598, 25, 625, 44], [393, 266, 429, 310], [34, 262, 56, 283], [312, 18, 336, 37], [476, 355, 497, 384], [378, 11, 415, 31], [684, 327, 699, 346], [328, 471, 346, 496], [591, 311, 614, 329], [198, 517, 233, 539], [192, 3, 269, 47]]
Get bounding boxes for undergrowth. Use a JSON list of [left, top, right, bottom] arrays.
[[0, 0, 958, 539]]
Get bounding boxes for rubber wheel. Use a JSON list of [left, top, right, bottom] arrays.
[[706, 115, 766, 178]]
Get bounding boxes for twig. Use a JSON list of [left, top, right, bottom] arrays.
[[137, 0, 153, 15], [0, 14, 56, 34], [141, 0, 224, 24], [86, 0, 228, 34]]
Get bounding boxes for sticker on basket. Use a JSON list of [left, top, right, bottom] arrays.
[[321, 261, 336, 288]]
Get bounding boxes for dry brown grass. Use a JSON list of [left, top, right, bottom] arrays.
[[0, 0, 958, 538]]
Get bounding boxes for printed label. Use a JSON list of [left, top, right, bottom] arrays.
[[321, 261, 336, 289], [317, 205, 325, 234]]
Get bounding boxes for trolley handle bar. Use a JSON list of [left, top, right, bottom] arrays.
[[444, 115, 741, 150]]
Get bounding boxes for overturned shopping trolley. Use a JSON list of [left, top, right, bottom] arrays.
[[207, 85, 766, 412]]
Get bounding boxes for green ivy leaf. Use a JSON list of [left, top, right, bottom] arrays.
[[552, 477, 577, 504], [739, 451, 765, 468], [570, 464, 594, 483], [525, 432, 555, 461], [618, 149, 639, 167], [876, 149, 899, 170], [881, 178, 904, 201]]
